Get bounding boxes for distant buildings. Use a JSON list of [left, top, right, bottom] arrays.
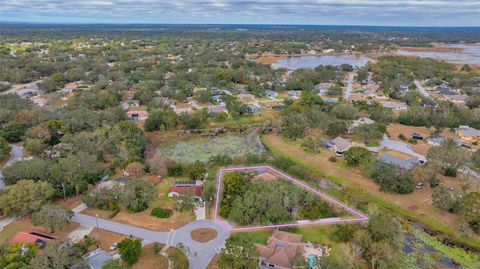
[[348, 117, 375, 133], [127, 110, 148, 122], [378, 152, 420, 170], [455, 125, 480, 143]]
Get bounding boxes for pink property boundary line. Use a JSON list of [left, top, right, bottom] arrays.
[[213, 165, 368, 231]]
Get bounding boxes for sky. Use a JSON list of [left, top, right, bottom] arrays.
[[0, 0, 479, 27]]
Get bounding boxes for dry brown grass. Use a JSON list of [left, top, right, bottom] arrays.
[[206, 254, 220, 269], [82, 207, 194, 232], [88, 228, 131, 251], [263, 133, 470, 234], [133, 244, 169, 269], [191, 228, 218, 243], [0, 216, 79, 243]]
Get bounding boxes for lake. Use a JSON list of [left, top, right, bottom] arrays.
[[395, 44, 480, 66], [272, 54, 371, 70]]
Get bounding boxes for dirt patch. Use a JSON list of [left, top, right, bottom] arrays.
[[133, 244, 169, 269], [88, 228, 130, 251], [384, 150, 414, 159], [54, 196, 83, 210], [191, 228, 218, 243], [387, 123, 435, 155]]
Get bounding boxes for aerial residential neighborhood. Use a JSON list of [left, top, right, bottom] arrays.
[[1, 2, 480, 269]]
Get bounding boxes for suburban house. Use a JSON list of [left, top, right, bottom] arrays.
[[348, 117, 375, 133], [97, 177, 130, 190], [86, 249, 114, 269], [169, 180, 203, 197], [287, 90, 302, 99], [380, 101, 408, 110], [378, 152, 420, 170], [426, 134, 445, 146], [322, 136, 352, 156], [205, 105, 228, 114], [265, 90, 278, 98], [322, 98, 338, 104], [10, 230, 56, 249], [121, 100, 140, 109], [126, 110, 148, 122], [257, 231, 304, 269], [237, 93, 256, 102], [455, 125, 480, 142]]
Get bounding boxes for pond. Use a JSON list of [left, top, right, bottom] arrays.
[[395, 44, 480, 66], [272, 54, 371, 70]]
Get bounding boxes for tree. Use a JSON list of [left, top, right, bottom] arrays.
[[0, 243, 38, 268], [301, 136, 321, 153], [118, 238, 142, 265], [325, 121, 347, 137], [144, 110, 165, 132], [431, 185, 461, 213], [460, 192, 480, 223], [185, 160, 206, 179], [32, 204, 74, 233], [471, 150, 480, 171], [427, 139, 469, 176], [121, 180, 155, 213], [38, 77, 56, 92], [344, 147, 373, 166], [1, 122, 27, 142], [218, 236, 259, 269], [367, 211, 400, 242], [0, 180, 54, 216], [0, 136, 10, 159], [281, 113, 308, 140], [26, 239, 85, 269], [173, 194, 196, 213]]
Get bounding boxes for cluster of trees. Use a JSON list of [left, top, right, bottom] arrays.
[[219, 172, 337, 225], [83, 179, 154, 213]]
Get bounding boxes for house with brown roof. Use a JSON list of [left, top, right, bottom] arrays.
[[10, 230, 56, 249], [455, 125, 480, 143], [257, 230, 304, 269], [126, 110, 149, 122]]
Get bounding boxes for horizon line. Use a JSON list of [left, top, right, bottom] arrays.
[[1, 21, 480, 29]]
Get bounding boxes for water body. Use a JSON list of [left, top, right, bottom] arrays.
[[272, 54, 371, 70], [395, 44, 480, 65]]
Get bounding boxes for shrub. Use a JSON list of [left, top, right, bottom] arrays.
[[398, 134, 407, 141], [328, 156, 337, 163], [151, 208, 171, 218], [344, 147, 373, 166], [407, 138, 418, 144], [118, 238, 142, 265], [167, 163, 184, 177]]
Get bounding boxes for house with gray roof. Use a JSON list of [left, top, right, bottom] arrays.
[[378, 153, 420, 170]]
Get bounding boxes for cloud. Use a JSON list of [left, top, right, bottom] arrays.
[[0, 0, 479, 26]]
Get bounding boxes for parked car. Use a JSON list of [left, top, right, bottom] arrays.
[[110, 242, 118, 250], [411, 133, 424, 140], [415, 183, 424, 189]]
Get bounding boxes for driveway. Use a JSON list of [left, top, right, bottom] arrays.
[[414, 80, 432, 100], [378, 135, 427, 162], [0, 144, 24, 189], [71, 213, 229, 269]]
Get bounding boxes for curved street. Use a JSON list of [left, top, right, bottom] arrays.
[[72, 212, 229, 269], [0, 144, 24, 189]]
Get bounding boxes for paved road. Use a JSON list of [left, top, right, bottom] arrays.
[[0, 80, 42, 96], [344, 73, 355, 101], [0, 144, 24, 189], [72, 213, 229, 269], [414, 80, 432, 100]]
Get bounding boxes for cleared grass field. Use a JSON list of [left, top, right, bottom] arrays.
[[155, 133, 265, 163]]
